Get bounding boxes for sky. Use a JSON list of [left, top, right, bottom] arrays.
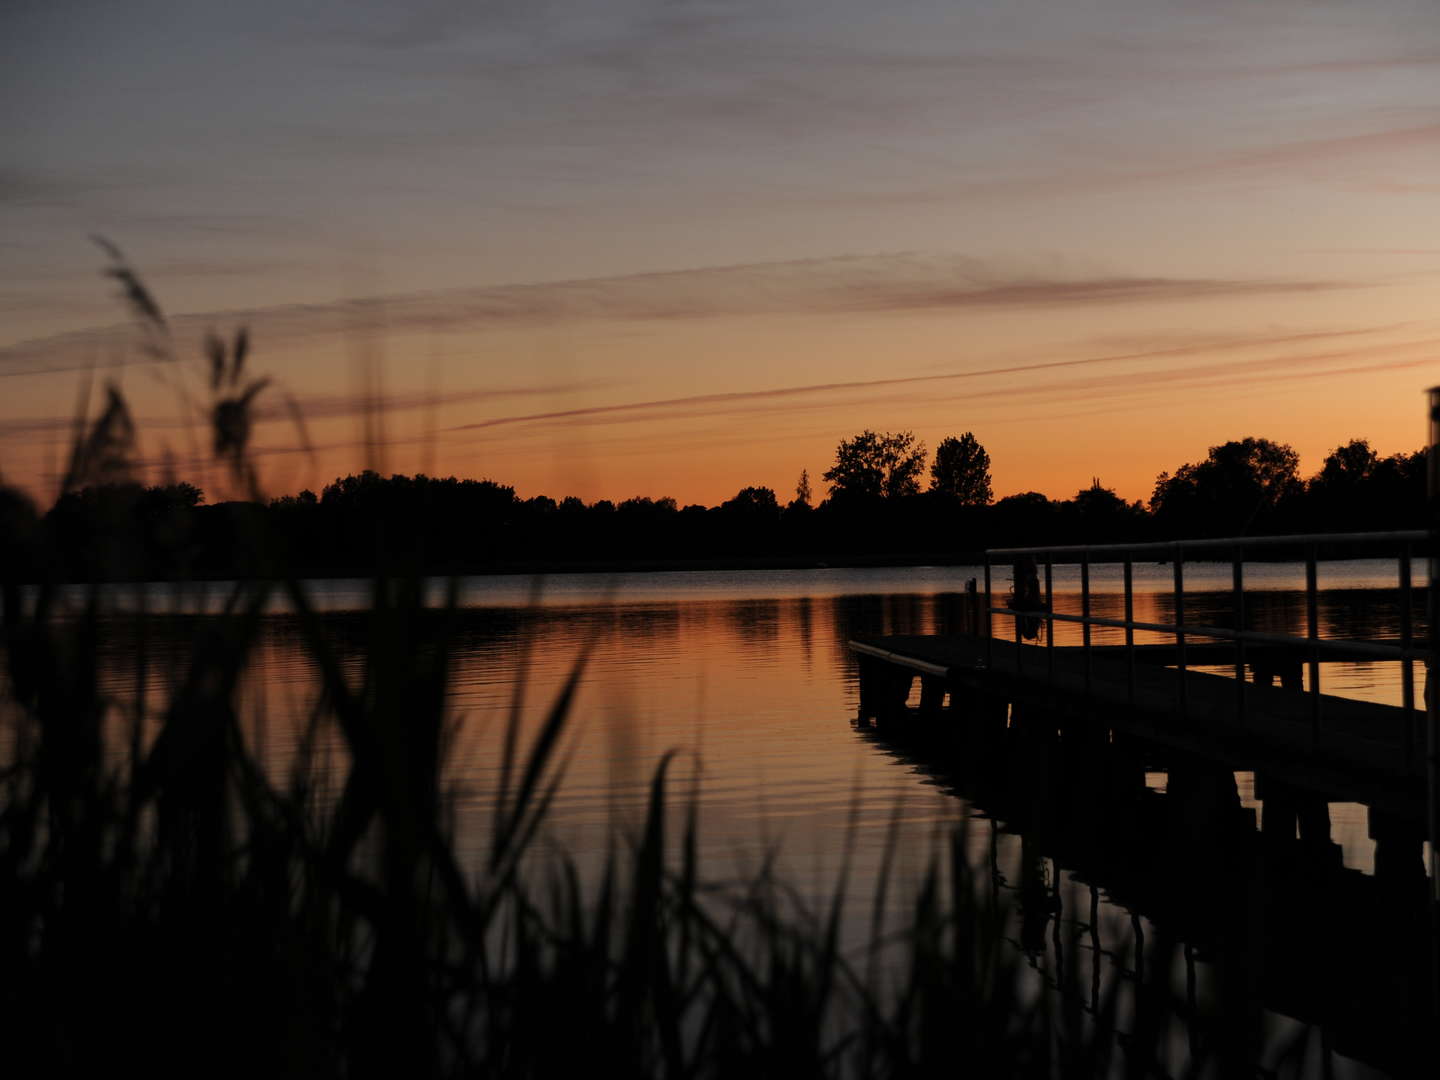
[[3, 0, 1439, 508]]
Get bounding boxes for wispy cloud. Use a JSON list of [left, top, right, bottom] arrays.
[[0, 380, 611, 443], [251, 380, 615, 423], [0, 252, 1359, 375], [447, 324, 1399, 435]]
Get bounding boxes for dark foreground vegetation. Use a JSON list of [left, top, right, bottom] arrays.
[[0, 249, 1355, 1076], [20, 433, 1428, 583]]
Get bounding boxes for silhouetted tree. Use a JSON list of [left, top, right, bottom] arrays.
[[1062, 479, 1145, 543], [1151, 437, 1301, 536], [48, 482, 207, 580], [991, 491, 1055, 547], [793, 469, 812, 510], [273, 488, 317, 509], [617, 496, 677, 517], [1304, 439, 1425, 530], [722, 487, 780, 515], [823, 430, 926, 502], [929, 433, 992, 506], [1315, 438, 1379, 489]]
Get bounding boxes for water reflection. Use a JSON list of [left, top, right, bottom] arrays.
[[858, 698, 1433, 1076], [74, 564, 1434, 1076]]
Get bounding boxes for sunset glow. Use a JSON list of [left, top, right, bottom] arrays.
[[4, 0, 1438, 506]]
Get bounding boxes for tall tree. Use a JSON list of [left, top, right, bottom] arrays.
[[1064, 479, 1145, 542], [1312, 438, 1379, 491], [929, 433, 992, 505], [794, 469, 812, 509], [1306, 439, 1425, 528], [822, 430, 926, 501], [1151, 437, 1301, 536], [721, 486, 780, 514]]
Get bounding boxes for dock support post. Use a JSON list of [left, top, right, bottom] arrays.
[[918, 675, 946, 719], [1256, 773, 1338, 864], [1257, 774, 1298, 847], [1370, 807, 1427, 899], [1167, 757, 1243, 856], [1427, 385, 1440, 1014], [856, 657, 914, 724]]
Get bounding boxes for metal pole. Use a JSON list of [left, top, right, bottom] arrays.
[[1045, 556, 1055, 683], [1014, 559, 1023, 678], [1306, 546, 1320, 744], [1174, 548, 1187, 719], [1426, 386, 1440, 1017], [1426, 387, 1440, 911], [1233, 546, 1246, 722], [984, 556, 993, 668], [1401, 541, 1415, 764], [1124, 559, 1135, 707], [1082, 556, 1092, 695]]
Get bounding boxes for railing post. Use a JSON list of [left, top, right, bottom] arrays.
[[1174, 546, 1187, 719], [1081, 556, 1092, 695], [1233, 545, 1246, 723], [1306, 545, 1321, 744], [1427, 386, 1440, 1015], [1426, 388, 1440, 916], [1045, 555, 1055, 683], [1123, 559, 1135, 707], [1401, 541, 1416, 764], [1013, 559, 1023, 678], [984, 556, 993, 668]]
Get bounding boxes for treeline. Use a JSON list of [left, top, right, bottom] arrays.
[[10, 433, 1427, 583]]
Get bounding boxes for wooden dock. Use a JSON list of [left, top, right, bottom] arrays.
[[850, 630, 1439, 1066], [854, 707, 1434, 1075], [850, 633, 1428, 819]]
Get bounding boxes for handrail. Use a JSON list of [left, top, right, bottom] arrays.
[[982, 529, 1426, 746], [988, 529, 1427, 559], [981, 607, 1431, 662]]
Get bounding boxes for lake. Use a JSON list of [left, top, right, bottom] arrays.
[[64, 559, 1432, 1076]]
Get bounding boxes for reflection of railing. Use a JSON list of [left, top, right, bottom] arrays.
[[982, 530, 1428, 747]]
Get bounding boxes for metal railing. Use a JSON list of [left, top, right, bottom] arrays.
[[982, 530, 1428, 753]]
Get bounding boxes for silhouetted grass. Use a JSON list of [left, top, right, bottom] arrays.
[[0, 249, 1281, 1079]]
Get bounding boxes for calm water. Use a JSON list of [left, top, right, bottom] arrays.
[[70, 559, 1425, 879], [66, 560, 1433, 1076]]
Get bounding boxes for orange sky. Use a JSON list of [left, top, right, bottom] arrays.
[[4, 1, 1439, 508]]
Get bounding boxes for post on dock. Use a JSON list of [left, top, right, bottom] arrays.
[[1370, 807, 1428, 900], [1427, 386, 1440, 1014], [1167, 755, 1244, 856], [1255, 772, 1337, 864], [918, 675, 947, 719]]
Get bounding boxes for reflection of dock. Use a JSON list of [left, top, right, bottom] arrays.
[[850, 634, 1427, 817], [849, 528, 1440, 1074], [853, 708, 1432, 1076]]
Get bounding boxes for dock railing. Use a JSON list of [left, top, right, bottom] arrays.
[[983, 530, 1429, 748], [986, 522, 1440, 944]]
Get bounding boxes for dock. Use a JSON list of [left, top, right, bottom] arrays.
[[850, 633, 1427, 818], [845, 529, 1440, 1069], [847, 527, 1440, 919]]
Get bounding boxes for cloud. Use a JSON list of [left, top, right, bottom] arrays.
[[1187, 122, 1440, 175], [0, 416, 76, 441], [0, 379, 609, 440], [249, 380, 616, 423], [447, 324, 1399, 435], [0, 252, 1359, 376]]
